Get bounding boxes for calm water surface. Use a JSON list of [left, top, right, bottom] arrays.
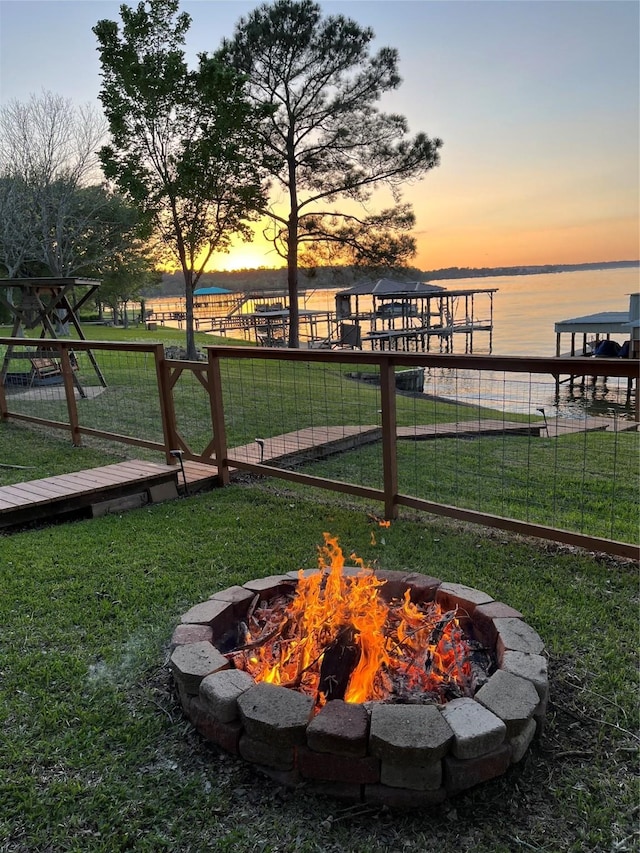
[[150, 267, 639, 417], [301, 267, 638, 418], [299, 266, 638, 357], [474, 267, 638, 357], [427, 268, 638, 417]]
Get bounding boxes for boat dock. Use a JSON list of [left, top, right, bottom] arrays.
[[363, 318, 494, 352], [554, 293, 639, 359], [145, 278, 497, 353]]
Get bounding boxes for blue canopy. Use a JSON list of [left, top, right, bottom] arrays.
[[193, 286, 232, 296]]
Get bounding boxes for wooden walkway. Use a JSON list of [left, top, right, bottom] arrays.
[[397, 419, 542, 440], [228, 425, 382, 466], [0, 460, 180, 531], [1, 417, 637, 530], [397, 417, 638, 441], [544, 416, 639, 438]]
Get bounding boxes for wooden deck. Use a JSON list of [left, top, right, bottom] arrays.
[[0, 460, 180, 530], [1, 416, 637, 530]]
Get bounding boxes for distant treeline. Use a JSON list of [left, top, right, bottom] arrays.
[[425, 260, 640, 281], [149, 260, 639, 298]]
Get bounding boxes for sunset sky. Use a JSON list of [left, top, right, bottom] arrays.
[[0, 0, 638, 272]]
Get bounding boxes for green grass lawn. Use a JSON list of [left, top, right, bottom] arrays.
[[298, 431, 640, 544], [0, 421, 127, 486], [0, 423, 638, 852]]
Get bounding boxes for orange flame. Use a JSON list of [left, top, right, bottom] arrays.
[[231, 534, 474, 706]]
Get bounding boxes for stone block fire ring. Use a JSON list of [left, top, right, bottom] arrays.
[[170, 540, 547, 807]]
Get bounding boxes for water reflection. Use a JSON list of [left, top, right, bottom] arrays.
[[423, 367, 635, 421], [558, 375, 635, 420]]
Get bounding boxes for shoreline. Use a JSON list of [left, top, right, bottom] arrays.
[[148, 260, 640, 300]]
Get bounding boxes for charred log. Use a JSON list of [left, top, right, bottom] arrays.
[[318, 625, 361, 701]]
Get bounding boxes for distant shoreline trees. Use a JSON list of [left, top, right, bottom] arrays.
[[148, 259, 640, 300]]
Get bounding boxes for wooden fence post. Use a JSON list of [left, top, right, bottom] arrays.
[[154, 344, 180, 464], [208, 349, 230, 485], [379, 357, 399, 520], [0, 363, 7, 422], [59, 346, 81, 446]]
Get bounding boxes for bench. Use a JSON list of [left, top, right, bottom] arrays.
[[29, 357, 62, 385]]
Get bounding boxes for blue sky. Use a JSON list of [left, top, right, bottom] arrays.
[[1, 0, 638, 270]]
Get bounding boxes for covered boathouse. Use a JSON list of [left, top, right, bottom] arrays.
[[334, 278, 497, 353], [554, 292, 640, 359]]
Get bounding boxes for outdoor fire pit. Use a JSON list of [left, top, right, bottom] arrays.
[[170, 536, 547, 806]]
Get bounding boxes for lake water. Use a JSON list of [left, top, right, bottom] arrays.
[[467, 267, 638, 358], [297, 267, 639, 418], [148, 266, 639, 418], [421, 267, 638, 417], [296, 266, 639, 357]]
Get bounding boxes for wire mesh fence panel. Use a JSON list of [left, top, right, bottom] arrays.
[[167, 364, 215, 456], [2, 375, 71, 426], [295, 444, 385, 492], [220, 354, 384, 487], [0, 341, 72, 425], [397, 367, 639, 545], [291, 364, 638, 547], [209, 350, 638, 551], [0, 341, 166, 450], [2, 348, 68, 433], [72, 348, 165, 445], [403, 367, 547, 519]]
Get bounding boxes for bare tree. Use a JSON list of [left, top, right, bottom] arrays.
[[0, 176, 35, 277], [0, 91, 108, 277], [0, 92, 103, 186]]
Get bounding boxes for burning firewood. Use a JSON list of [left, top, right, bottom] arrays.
[[318, 625, 361, 702], [228, 536, 492, 705], [424, 609, 458, 675]]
